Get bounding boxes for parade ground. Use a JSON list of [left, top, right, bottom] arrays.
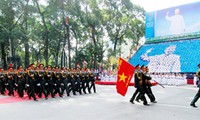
[[0, 84, 199, 120]]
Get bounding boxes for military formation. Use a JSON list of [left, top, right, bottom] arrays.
[[130, 65, 157, 106], [0, 63, 96, 101]]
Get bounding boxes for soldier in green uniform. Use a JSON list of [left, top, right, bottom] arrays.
[[75, 68, 82, 95], [6, 67, 15, 96], [0, 68, 5, 95], [144, 66, 157, 103], [68, 68, 77, 95], [36, 64, 48, 99], [60, 67, 69, 96], [190, 63, 200, 108], [80, 68, 87, 94], [52, 66, 62, 97], [15, 66, 26, 98], [45, 65, 54, 98], [26, 63, 38, 101], [130, 65, 149, 105], [89, 69, 96, 93], [130, 64, 141, 104], [84, 69, 91, 94]]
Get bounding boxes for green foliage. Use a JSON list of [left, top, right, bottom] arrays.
[[0, 0, 145, 70]]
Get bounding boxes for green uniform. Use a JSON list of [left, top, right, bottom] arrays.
[[190, 68, 200, 107]]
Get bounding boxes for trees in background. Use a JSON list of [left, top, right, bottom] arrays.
[[0, 0, 145, 70]]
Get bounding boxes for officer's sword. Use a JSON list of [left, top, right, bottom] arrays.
[[153, 80, 165, 88]]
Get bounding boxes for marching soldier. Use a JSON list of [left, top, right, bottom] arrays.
[[130, 65, 149, 105], [34, 66, 41, 96], [130, 64, 140, 104], [68, 68, 76, 95], [45, 65, 54, 98], [36, 64, 48, 99], [80, 68, 87, 94], [6, 66, 15, 96], [89, 69, 96, 93], [26, 63, 38, 101], [145, 66, 157, 103], [15, 66, 26, 98], [75, 68, 82, 95], [52, 66, 62, 97], [190, 63, 200, 108], [136, 65, 149, 106], [0, 68, 5, 95], [60, 67, 69, 96], [83, 69, 91, 94]]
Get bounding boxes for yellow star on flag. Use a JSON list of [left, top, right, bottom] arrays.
[[119, 72, 127, 82]]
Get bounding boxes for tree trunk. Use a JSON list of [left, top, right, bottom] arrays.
[[24, 41, 29, 68], [66, 24, 71, 68], [44, 31, 49, 66], [91, 26, 97, 70], [24, 0, 29, 68], [113, 37, 118, 56], [1, 43, 7, 69], [35, 0, 49, 66], [56, 38, 62, 66], [71, 28, 78, 68]]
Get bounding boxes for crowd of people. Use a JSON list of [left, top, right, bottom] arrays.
[[0, 63, 96, 101], [149, 72, 187, 86], [100, 71, 187, 86]]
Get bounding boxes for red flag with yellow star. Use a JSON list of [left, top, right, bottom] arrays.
[[116, 58, 135, 96]]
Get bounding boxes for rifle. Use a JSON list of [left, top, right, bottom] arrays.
[[153, 80, 165, 88]]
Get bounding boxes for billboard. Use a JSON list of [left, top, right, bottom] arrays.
[[129, 39, 200, 73], [145, 1, 200, 42]]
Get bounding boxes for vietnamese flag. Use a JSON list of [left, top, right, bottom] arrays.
[[116, 58, 135, 96]]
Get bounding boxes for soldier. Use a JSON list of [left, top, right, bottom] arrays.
[[68, 68, 76, 95], [80, 68, 87, 94], [89, 69, 96, 93], [130, 65, 149, 106], [34, 66, 41, 96], [74, 68, 82, 95], [130, 64, 141, 104], [45, 65, 54, 98], [190, 63, 200, 108], [52, 66, 62, 97], [15, 66, 26, 98], [26, 63, 38, 101], [84, 69, 91, 94], [144, 66, 157, 103], [36, 64, 48, 99], [136, 65, 149, 106], [60, 67, 70, 96], [6, 66, 15, 96], [0, 68, 5, 95]]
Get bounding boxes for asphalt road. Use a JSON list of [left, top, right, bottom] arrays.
[[0, 84, 199, 120]]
